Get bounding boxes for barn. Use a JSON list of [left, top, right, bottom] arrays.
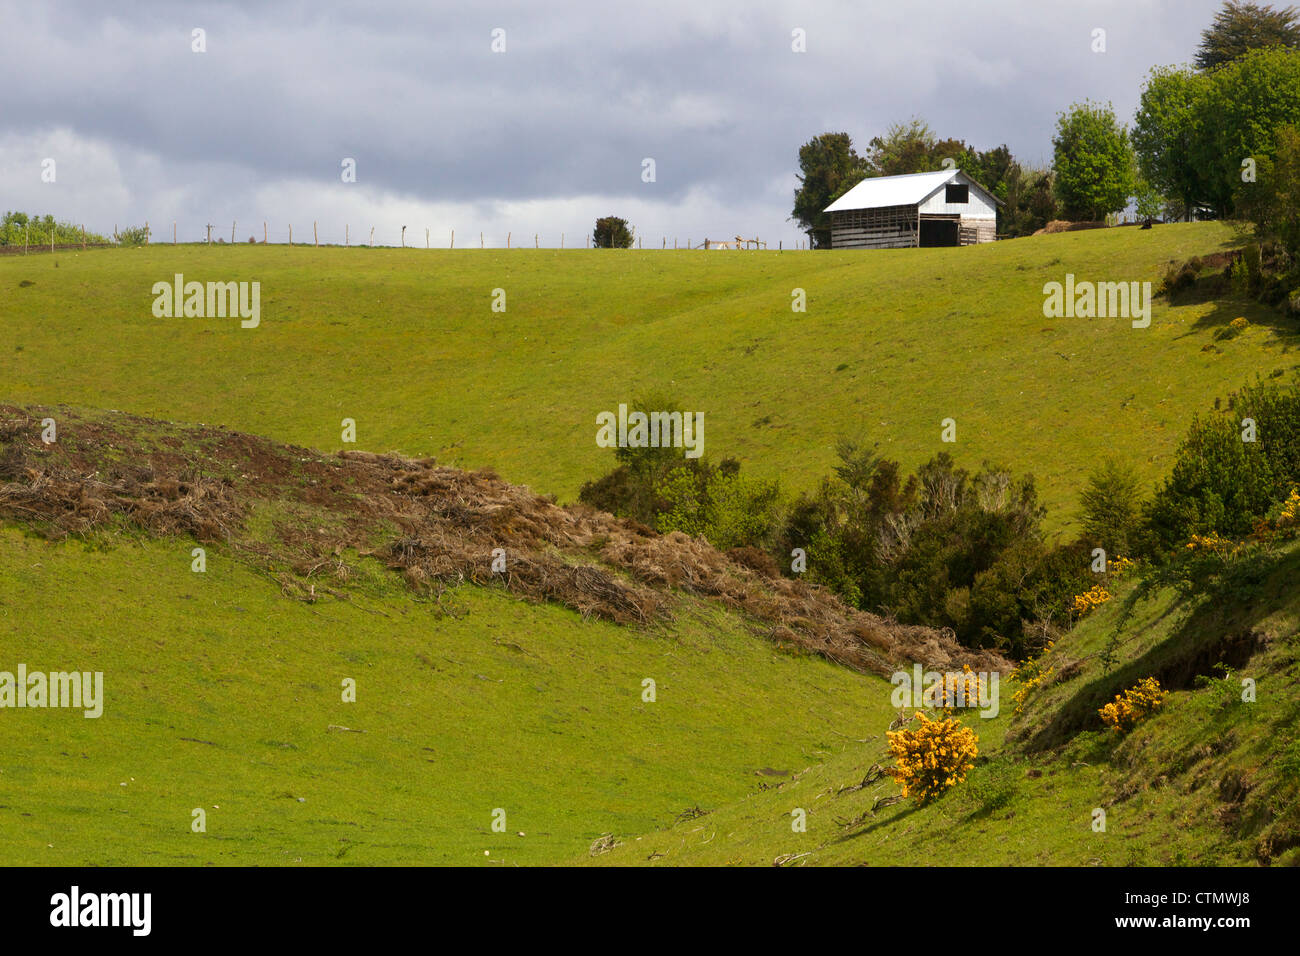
[[823, 169, 1001, 249]]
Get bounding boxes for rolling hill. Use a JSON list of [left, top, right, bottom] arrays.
[[3, 222, 1295, 536]]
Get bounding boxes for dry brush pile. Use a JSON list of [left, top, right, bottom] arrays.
[[0, 404, 1008, 677]]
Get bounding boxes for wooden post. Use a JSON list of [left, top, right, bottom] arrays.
[[172, 222, 176, 244], [451, 229, 455, 249], [289, 224, 293, 245], [480, 232, 483, 249], [779, 240, 782, 251], [662, 237, 665, 249], [561, 232, 564, 249], [534, 233, 538, 248], [145, 221, 149, 245], [507, 231, 511, 249], [674, 238, 677, 249], [82, 225, 86, 250], [425, 227, 429, 249], [231, 221, 236, 244], [264, 222, 268, 244], [369, 226, 374, 248], [314, 221, 318, 247], [586, 235, 589, 248], [24, 223, 28, 254], [401, 225, 406, 247], [638, 236, 641, 249], [345, 224, 349, 246]]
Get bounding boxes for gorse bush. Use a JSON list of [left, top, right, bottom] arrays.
[[654, 464, 783, 551], [1147, 380, 1300, 547], [1099, 677, 1167, 733], [886, 711, 979, 804]]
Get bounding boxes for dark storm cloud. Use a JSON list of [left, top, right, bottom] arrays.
[[0, 0, 1223, 242]]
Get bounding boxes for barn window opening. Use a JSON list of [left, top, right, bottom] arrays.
[[945, 183, 969, 204]]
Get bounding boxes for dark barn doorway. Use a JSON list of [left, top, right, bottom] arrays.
[[918, 218, 960, 247]]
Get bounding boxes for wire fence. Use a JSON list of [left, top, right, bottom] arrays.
[[0, 220, 815, 253]]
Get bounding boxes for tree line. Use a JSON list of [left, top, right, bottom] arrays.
[[793, 1, 1300, 247]]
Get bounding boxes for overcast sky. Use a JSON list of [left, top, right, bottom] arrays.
[[0, 0, 1225, 247]]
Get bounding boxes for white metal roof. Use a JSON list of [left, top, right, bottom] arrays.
[[824, 169, 999, 213]]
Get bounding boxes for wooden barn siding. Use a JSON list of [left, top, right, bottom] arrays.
[[916, 171, 1000, 219], [958, 219, 997, 245], [830, 205, 918, 249]]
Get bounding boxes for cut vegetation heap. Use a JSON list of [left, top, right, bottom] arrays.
[[0, 404, 1005, 678]]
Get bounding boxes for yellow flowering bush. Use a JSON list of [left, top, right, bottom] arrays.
[[885, 711, 979, 804], [1009, 643, 1055, 716], [937, 664, 985, 713], [1277, 488, 1300, 530], [1099, 677, 1167, 733], [1071, 585, 1111, 616], [1185, 532, 1242, 556], [1108, 556, 1136, 578]]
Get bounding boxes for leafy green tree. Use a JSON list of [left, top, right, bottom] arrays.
[[1196, 0, 1300, 70], [866, 119, 968, 176], [592, 216, 634, 248], [1080, 459, 1145, 556], [1236, 124, 1300, 257], [1194, 47, 1300, 214], [1000, 165, 1058, 236], [1133, 66, 1211, 220], [791, 132, 870, 248], [1051, 101, 1136, 220], [1133, 178, 1167, 221]]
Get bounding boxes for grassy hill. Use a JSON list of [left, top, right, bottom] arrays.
[[584, 540, 1300, 867], [0, 404, 992, 865], [2, 406, 1294, 867], [3, 223, 1295, 535], [2, 225, 1297, 867]]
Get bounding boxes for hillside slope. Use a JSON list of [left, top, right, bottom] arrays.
[[2, 223, 1294, 533], [0, 406, 994, 865], [583, 542, 1300, 867]]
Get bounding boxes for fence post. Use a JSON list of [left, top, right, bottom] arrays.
[[314, 221, 318, 247], [264, 221, 268, 244], [662, 237, 665, 249], [24, 223, 28, 254], [507, 231, 511, 249], [480, 232, 483, 249], [450, 229, 455, 249], [232, 221, 236, 244], [534, 233, 538, 248], [345, 224, 349, 246], [401, 225, 406, 247], [145, 221, 149, 245], [289, 224, 293, 246], [172, 222, 176, 244], [82, 225, 86, 250], [369, 226, 374, 248], [425, 227, 429, 249]]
